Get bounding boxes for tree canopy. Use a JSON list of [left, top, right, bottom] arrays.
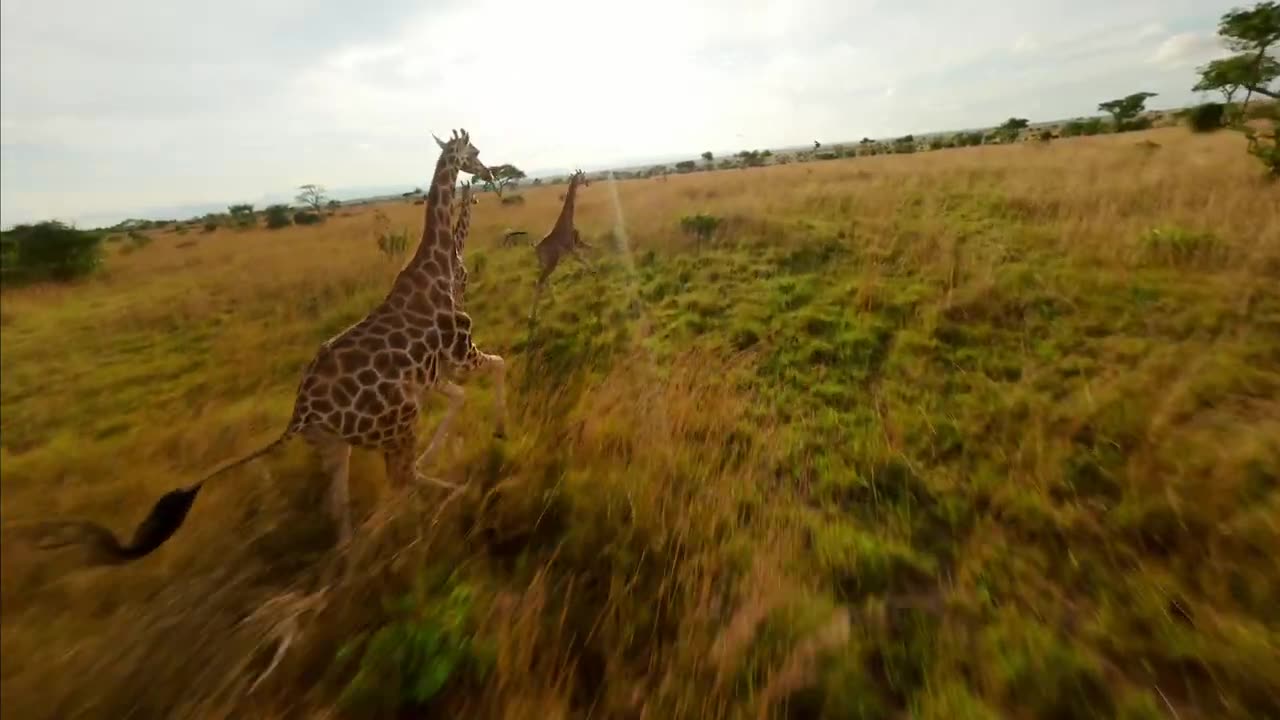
[[1201, 1, 1280, 105], [1098, 92, 1158, 128], [1195, 53, 1280, 103], [481, 164, 526, 196]]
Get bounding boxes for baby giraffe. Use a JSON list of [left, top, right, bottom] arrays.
[[532, 169, 594, 311], [25, 129, 505, 563]]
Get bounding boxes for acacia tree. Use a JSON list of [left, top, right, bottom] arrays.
[[1200, 2, 1280, 177], [1215, 1, 1280, 109], [701, 151, 714, 164], [296, 184, 328, 218], [481, 164, 526, 196], [227, 203, 255, 229], [1195, 53, 1280, 104], [1098, 92, 1158, 130], [995, 117, 1030, 141]]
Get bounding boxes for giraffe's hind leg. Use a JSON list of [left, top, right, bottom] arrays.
[[302, 427, 352, 547]]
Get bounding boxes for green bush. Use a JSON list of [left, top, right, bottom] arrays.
[[0, 221, 104, 285], [334, 575, 491, 714], [293, 210, 322, 226], [679, 213, 723, 252], [264, 204, 292, 229], [1061, 118, 1105, 137], [1117, 117, 1153, 133], [227, 204, 256, 229], [1187, 103, 1227, 132]]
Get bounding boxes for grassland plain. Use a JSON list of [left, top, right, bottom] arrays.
[[1, 126, 1279, 719]]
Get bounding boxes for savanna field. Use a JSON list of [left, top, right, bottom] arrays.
[[1, 127, 1279, 719]]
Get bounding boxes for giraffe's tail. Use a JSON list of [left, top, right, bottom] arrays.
[[21, 431, 296, 566]]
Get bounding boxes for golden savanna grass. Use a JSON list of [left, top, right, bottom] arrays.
[[2, 126, 1279, 719]]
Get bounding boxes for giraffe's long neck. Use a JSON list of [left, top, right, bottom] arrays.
[[453, 186, 473, 252], [407, 152, 461, 267], [551, 179, 580, 236]]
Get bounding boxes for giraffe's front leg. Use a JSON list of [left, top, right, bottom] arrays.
[[570, 247, 597, 273], [461, 348, 507, 439], [385, 436, 456, 490], [417, 381, 465, 470]]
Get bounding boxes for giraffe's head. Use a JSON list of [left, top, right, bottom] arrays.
[[570, 169, 589, 188], [434, 129, 494, 183], [454, 184, 479, 210]]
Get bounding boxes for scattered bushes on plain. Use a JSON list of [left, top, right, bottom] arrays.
[[0, 221, 105, 285], [1060, 118, 1105, 137]]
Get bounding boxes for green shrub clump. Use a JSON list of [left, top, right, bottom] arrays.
[[1187, 103, 1227, 132], [0, 221, 104, 285]]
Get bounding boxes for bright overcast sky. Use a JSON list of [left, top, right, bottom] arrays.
[[0, 0, 1237, 228]]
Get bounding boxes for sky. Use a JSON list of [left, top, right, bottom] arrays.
[[0, 0, 1242, 228]]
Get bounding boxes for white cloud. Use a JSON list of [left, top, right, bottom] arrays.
[[0, 0, 1244, 226], [1150, 32, 1228, 69]]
